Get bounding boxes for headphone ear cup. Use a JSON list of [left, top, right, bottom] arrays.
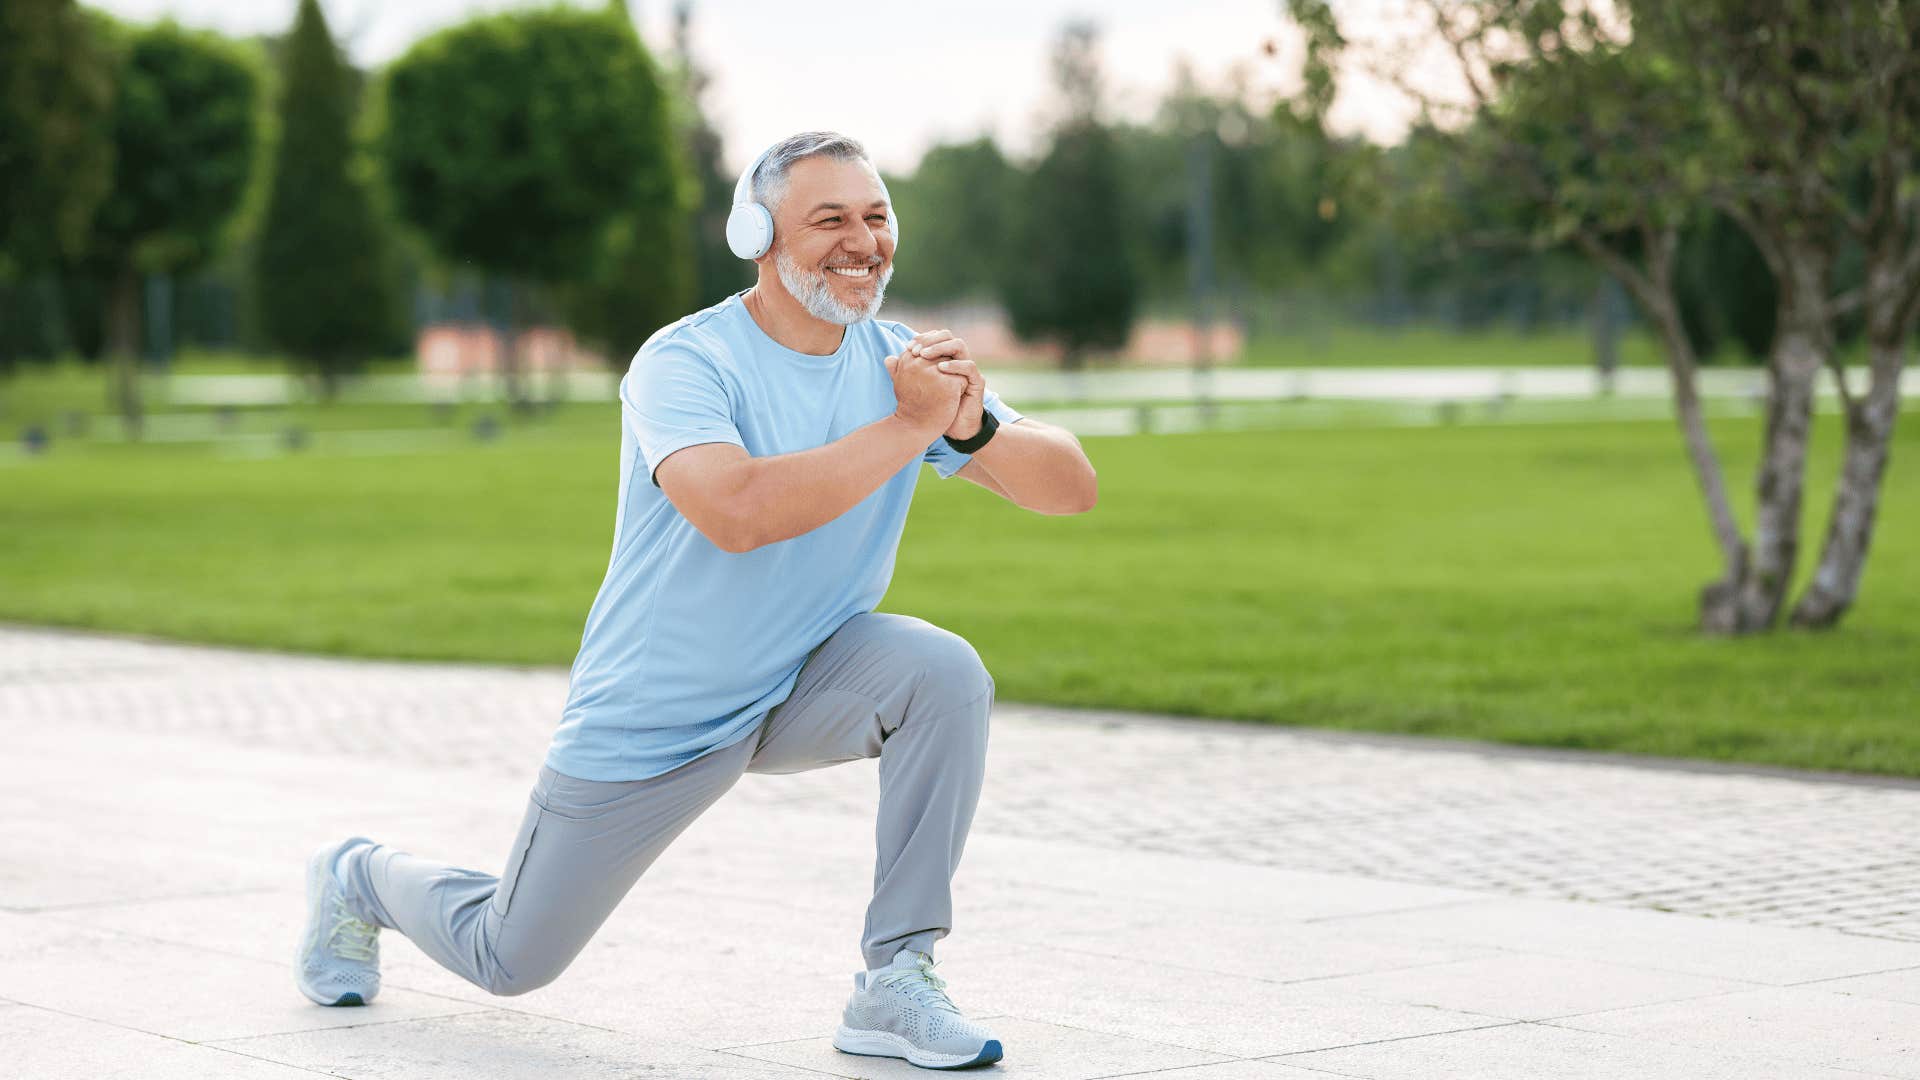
[[887, 210, 900, 249], [726, 203, 773, 260]]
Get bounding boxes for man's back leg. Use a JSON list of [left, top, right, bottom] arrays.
[[320, 734, 756, 997]]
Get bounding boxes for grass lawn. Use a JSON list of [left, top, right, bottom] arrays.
[[3, 400, 1917, 777]]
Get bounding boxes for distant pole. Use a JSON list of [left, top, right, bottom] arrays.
[[1591, 277, 1625, 396], [145, 273, 174, 372], [1185, 134, 1215, 373], [1186, 133, 1218, 425]]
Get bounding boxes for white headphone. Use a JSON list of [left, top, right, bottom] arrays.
[[725, 142, 899, 261]]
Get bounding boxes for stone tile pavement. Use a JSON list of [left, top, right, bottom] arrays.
[[4, 624, 1920, 1078]]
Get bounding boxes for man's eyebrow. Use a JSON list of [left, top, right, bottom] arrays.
[[806, 200, 889, 216]]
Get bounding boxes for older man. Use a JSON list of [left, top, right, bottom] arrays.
[[295, 131, 1097, 1070]]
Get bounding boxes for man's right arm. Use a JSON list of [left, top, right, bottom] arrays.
[[654, 347, 963, 553]]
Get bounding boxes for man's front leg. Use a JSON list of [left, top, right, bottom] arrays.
[[746, 611, 995, 969]]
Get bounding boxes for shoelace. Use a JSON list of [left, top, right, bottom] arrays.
[[875, 956, 960, 1014], [327, 895, 378, 962]]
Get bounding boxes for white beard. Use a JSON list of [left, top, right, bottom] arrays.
[[775, 246, 892, 325]]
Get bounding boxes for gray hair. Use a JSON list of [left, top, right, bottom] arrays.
[[750, 131, 872, 214]]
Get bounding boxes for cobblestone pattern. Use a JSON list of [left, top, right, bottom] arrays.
[[6, 625, 1918, 942]]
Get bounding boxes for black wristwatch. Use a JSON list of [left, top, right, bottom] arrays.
[[943, 408, 999, 454]]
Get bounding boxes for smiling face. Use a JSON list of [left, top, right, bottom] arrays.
[[764, 154, 896, 325]]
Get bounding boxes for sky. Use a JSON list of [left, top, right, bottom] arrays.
[[85, 0, 1423, 175]]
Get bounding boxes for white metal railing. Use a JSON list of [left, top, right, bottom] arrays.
[[159, 365, 1908, 409]]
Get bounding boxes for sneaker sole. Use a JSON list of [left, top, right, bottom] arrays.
[[833, 1026, 1003, 1069], [295, 840, 376, 1007]]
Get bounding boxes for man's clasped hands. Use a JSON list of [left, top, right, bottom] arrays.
[[883, 330, 988, 443]]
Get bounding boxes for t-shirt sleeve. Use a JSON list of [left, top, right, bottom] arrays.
[[922, 388, 1026, 479], [622, 341, 746, 486]]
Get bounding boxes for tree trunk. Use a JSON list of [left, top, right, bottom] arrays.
[[1641, 292, 1749, 632], [106, 266, 144, 441], [1578, 230, 1749, 632], [1732, 249, 1831, 632], [1788, 258, 1912, 628]]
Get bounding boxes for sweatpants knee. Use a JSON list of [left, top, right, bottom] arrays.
[[481, 940, 574, 997], [910, 626, 994, 718], [484, 958, 566, 997]]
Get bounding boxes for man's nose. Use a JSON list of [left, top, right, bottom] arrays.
[[847, 222, 883, 258]]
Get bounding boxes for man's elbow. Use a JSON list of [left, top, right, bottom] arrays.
[[1027, 469, 1098, 515], [711, 504, 776, 552], [1064, 470, 1099, 514], [680, 498, 764, 553], [712, 526, 761, 554]]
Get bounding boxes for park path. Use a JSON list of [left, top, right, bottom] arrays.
[[3, 624, 1919, 1079]]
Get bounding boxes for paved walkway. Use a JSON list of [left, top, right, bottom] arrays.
[[4, 625, 1920, 1078]]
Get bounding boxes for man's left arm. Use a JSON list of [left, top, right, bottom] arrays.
[[954, 418, 1098, 515], [904, 330, 1097, 515]]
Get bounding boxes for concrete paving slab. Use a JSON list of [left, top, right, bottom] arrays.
[[1319, 897, 1920, 985], [409, 915, 893, 1049], [1280, 1020, 1892, 1079], [727, 1016, 1232, 1078], [0, 1004, 335, 1078], [956, 832, 1490, 924], [27, 886, 519, 1013], [1555, 986, 1920, 1077], [1810, 965, 1920, 1007], [11, 624, 1920, 1077], [963, 896, 1500, 984], [1103, 1064, 1325, 1079], [14, 624, 1920, 942], [0, 818, 286, 913], [0, 726, 529, 915], [945, 943, 1500, 1059], [1306, 953, 1756, 1021], [0, 912, 496, 1043], [209, 1008, 815, 1078]]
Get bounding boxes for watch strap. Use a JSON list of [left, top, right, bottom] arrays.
[[943, 407, 999, 454]]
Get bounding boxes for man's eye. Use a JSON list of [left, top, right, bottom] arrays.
[[819, 216, 842, 225], [867, 215, 888, 224]]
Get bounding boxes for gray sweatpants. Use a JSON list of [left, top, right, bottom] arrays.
[[334, 612, 994, 997]]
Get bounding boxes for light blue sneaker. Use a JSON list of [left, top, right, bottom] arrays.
[[295, 836, 381, 1006], [833, 948, 1003, 1070]]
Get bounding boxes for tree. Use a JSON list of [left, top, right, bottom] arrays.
[[663, 0, 748, 311], [79, 17, 262, 435], [1633, 2, 1920, 629], [0, 0, 116, 376], [0, 0, 115, 277], [1287, 0, 1917, 633], [253, 0, 394, 397], [1674, 211, 1775, 365], [378, 6, 685, 399], [885, 137, 1015, 304], [1002, 21, 1138, 368], [558, 1, 696, 362]]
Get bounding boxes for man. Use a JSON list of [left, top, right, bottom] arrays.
[[294, 131, 1098, 1071]]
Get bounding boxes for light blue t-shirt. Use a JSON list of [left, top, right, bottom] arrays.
[[545, 293, 1023, 782]]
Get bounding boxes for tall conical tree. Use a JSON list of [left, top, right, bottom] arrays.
[[254, 0, 392, 396], [1003, 21, 1138, 369], [0, 0, 115, 277]]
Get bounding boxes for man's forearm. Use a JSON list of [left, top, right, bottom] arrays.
[[730, 415, 934, 550], [970, 420, 1098, 514]]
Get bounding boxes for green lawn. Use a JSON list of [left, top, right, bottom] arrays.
[[3, 402, 1916, 777]]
